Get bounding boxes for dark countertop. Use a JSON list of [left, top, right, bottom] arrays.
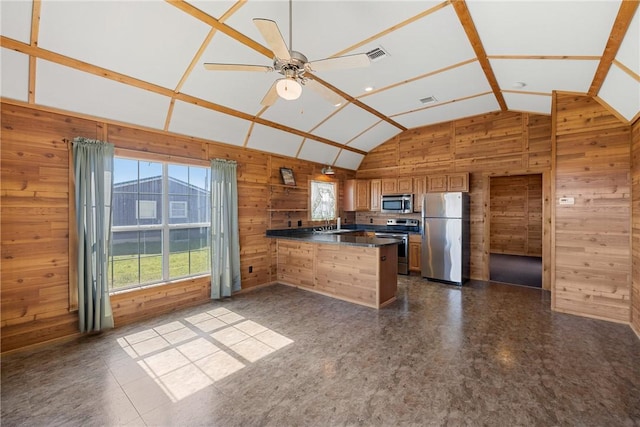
[[267, 231, 402, 248]]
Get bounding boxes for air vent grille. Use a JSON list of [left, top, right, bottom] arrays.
[[366, 47, 388, 62], [420, 96, 438, 105]]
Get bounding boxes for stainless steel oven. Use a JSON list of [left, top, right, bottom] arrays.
[[375, 231, 409, 275]]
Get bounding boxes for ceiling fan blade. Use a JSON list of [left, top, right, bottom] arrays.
[[261, 81, 279, 107], [253, 18, 291, 61], [307, 53, 370, 72], [204, 63, 272, 72], [305, 79, 344, 106]]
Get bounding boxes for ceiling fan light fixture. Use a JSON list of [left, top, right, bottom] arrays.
[[276, 78, 302, 100]]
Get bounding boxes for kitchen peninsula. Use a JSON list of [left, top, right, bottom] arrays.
[[267, 230, 400, 308]]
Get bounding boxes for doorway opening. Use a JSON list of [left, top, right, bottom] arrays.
[[489, 174, 542, 288]]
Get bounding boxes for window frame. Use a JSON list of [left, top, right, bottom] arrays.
[[109, 152, 211, 293], [309, 179, 338, 222]]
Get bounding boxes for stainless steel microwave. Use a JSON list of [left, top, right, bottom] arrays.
[[381, 194, 413, 214]]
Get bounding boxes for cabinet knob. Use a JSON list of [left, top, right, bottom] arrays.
[[381, 256, 386, 261]]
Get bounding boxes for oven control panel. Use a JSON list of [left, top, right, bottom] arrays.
[[387, 218, 419, 227]]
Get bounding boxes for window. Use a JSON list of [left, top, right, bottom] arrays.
[[310, 180, 337, 221], [136, 200, 157, 219], [110, 158, 211, 291], [170, 201, 188, 219]]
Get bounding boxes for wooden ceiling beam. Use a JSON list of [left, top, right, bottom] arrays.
[[588, 0, 639, 96], [28, 0, 41, 104], [166, 0, 272, 58], [451, 0, 508, 111], [0, 35, 366, 156], [307, 73, 407, 131]]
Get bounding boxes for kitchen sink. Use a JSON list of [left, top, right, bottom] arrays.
[[313, 229, 356, 235]]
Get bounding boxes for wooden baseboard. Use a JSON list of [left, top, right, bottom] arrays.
[[1, 332, 82, 356], [551, 306, 630, 325]]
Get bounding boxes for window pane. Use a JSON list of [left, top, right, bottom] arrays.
[[169, 195, 189, 224], [189, 167, 209, 195], [169, 227, 210, 279], [114, 158, 139, 192], [168, 164, 189, 195], [139, 230, 163, 284], [310, 180, 336, 221], [110, 230, 162, 289]]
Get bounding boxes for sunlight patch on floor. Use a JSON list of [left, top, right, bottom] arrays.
[[116, 307, 293, 402]]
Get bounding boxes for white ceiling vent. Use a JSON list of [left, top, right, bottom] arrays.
[[366, 46, 389, 62], [420, 96, 438, 105]]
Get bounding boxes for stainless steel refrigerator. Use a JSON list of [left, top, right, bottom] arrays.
[[421, 192, 470, 285]]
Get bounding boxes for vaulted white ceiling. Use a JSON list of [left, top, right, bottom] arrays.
[[2, 0, 638, 170]]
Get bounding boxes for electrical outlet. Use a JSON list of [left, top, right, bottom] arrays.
[[287, 220, 291, 227], [559, 197, 575, 205], [370, 218, 373, 224], [249, 266, 253, 273]]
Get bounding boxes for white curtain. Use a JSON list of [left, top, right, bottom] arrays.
[[73, 137, 114, 332], [210, 159, 241, 299]]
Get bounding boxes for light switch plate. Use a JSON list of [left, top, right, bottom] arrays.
[[559, 197, 575, 205]]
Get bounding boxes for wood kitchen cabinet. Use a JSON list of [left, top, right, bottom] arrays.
[[428, 173, 469, 192], [397, 177, 413, 193], [344, 179, 370, 211], [447, 173, 469, 192], [381, 179, 397, 195], [370, 179, 381, 211], [413, 177, 427, 212], [428, 175, 448, 192], [381, 178, 412, 195], [409, 234, 421, 272]]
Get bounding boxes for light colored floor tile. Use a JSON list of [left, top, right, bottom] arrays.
[[207, 307, 231, 317], [131, 335, 171, 357], [234, 320, 268, 336], [122, 328, 159, 345], [195, 351, 245, 381], [194, 317, 226, 332], [154, 321, 186, 335], [139, 348, 190, 377], [254, 329, 294, 350], [218, 312, 245, 324], [162, 327, 198, 345], [158, 364, 214, 401], [177, 337, 220, 362], [211, 327, 250, 347], [184, 312, 213, 325], [230, 337, 275, 363]]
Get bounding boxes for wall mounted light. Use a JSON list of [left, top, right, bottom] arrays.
[[321, 166, 335, 175]]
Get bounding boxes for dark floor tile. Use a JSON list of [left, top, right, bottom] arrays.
[[2, 279, 639, 426]]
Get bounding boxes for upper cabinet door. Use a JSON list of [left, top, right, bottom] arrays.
[[370, 179, 381, 211], [381, 179, 397, 195], [397, 178, 412, 193]]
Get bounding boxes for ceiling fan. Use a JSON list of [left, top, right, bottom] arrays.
[[204, 1, 371, 107]]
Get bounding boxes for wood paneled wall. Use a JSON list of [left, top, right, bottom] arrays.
[[357, 111, 553, 282], [632, 118, 640, 335], [553, 93, 632, 323], [0, 101, 355, 352], [490, 174, 542, 256]]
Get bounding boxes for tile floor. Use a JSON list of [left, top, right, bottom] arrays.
[[2, 277, 640, 426]]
